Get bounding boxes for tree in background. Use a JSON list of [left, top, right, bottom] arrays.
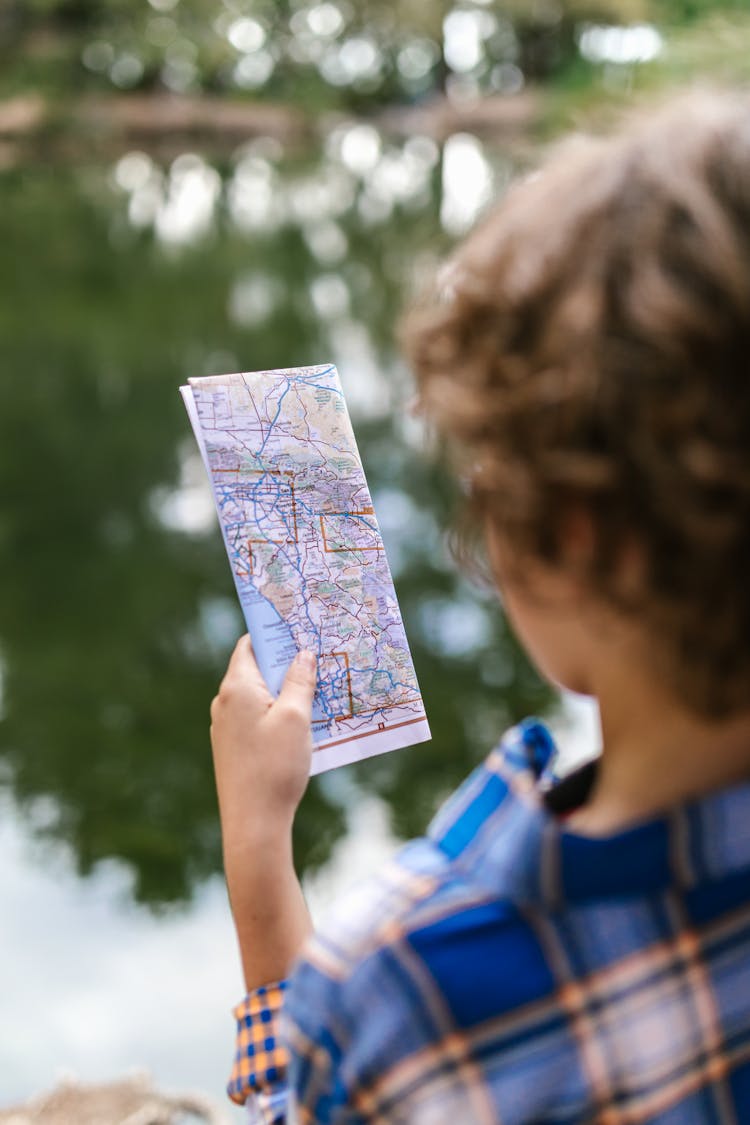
[[2, 0, 746, 108]]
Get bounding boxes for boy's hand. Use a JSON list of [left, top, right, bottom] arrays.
[[210, 635, 317, 990], [210, 635, 317, 836]]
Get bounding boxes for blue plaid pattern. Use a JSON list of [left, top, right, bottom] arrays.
[[232, 719, 750, 1123]]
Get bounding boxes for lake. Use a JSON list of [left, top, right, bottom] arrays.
[[0, 125, 593, 1111]]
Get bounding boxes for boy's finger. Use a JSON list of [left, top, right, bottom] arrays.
[[276, 650, 317, 715], [225, 634, 267, 690]]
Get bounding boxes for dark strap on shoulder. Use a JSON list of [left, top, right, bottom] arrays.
[[543, 758, 598, 815]]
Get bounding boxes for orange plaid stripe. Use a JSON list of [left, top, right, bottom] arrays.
[[228, 980, 290, 1105]]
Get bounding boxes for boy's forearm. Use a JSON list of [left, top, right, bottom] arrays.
[[210, 640, 318, 993], [224, 823, 313, 992]]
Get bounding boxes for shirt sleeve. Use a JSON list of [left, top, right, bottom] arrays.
[[228, 981, 290, 1122]]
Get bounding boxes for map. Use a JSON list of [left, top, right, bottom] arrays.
[[181, 365, 430, 773]]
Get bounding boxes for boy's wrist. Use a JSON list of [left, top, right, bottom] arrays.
[[223, 820, 295, 882], [225, 843, 313, 991], [218, 796, 298, 857]]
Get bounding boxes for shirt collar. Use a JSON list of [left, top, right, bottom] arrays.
[[429, 719, 750, 909]]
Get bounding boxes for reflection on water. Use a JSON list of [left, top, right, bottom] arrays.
[[0, 783, 398, 1113], [0, 791, 242, 1118], [0, 699, 599, 1109], [115, 125, 445, 249], [0, 127, 553, 914]]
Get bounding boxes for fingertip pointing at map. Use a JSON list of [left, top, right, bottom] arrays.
[[296, 650, 317, 676], [279, 650, 318, 708]]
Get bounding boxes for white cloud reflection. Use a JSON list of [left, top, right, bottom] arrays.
[[0, 796, 242, 1118], [110, 53, 145, 89], [156, 155, 221, 245], [289, 165, 356, 222], [443, 9, 496, 73], [306, 2, 346, 38], [303, 220, 348, 265], [319, 36, 382, 88], [329, 321, 392, 420], [150, 441, 216, 536], [228, 271, 284, 327], [310, 273, 350, 320], [440, 133, 494, 234], [228, 154, 283, 233], [226, 17, 266, 53], [114, 151, 153, 193], [233, 49, 275, 88], [114, 152, 221, 246], [417, 595, 492, 657], [82, 40, 115, 73], [113, 128, 500, 267], [336, 123, 381, 176], [397, 39, 440, 83], [579, 23, 663, 65]]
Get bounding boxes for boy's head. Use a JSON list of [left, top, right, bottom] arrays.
[[405, 90, 750, 718]]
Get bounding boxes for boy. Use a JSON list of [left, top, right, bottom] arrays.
[[210, 91, 750, 1122]]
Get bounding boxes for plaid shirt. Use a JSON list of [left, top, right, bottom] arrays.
[[229, 719, 750, 1123]]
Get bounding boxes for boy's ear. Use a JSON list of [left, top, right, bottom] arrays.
[[559, 505, 646, 601], [614, 537, 649, 603], [558, 505, 597, 571]]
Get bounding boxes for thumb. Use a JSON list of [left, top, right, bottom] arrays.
[[277, 650, 318, 715]]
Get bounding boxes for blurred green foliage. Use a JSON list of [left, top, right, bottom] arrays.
[[0, 0, 745, 107]]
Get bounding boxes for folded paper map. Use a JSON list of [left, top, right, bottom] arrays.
[[181, 365, 430, 773]]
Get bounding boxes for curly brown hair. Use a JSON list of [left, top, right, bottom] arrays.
[[403, 91, 750, 718]]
